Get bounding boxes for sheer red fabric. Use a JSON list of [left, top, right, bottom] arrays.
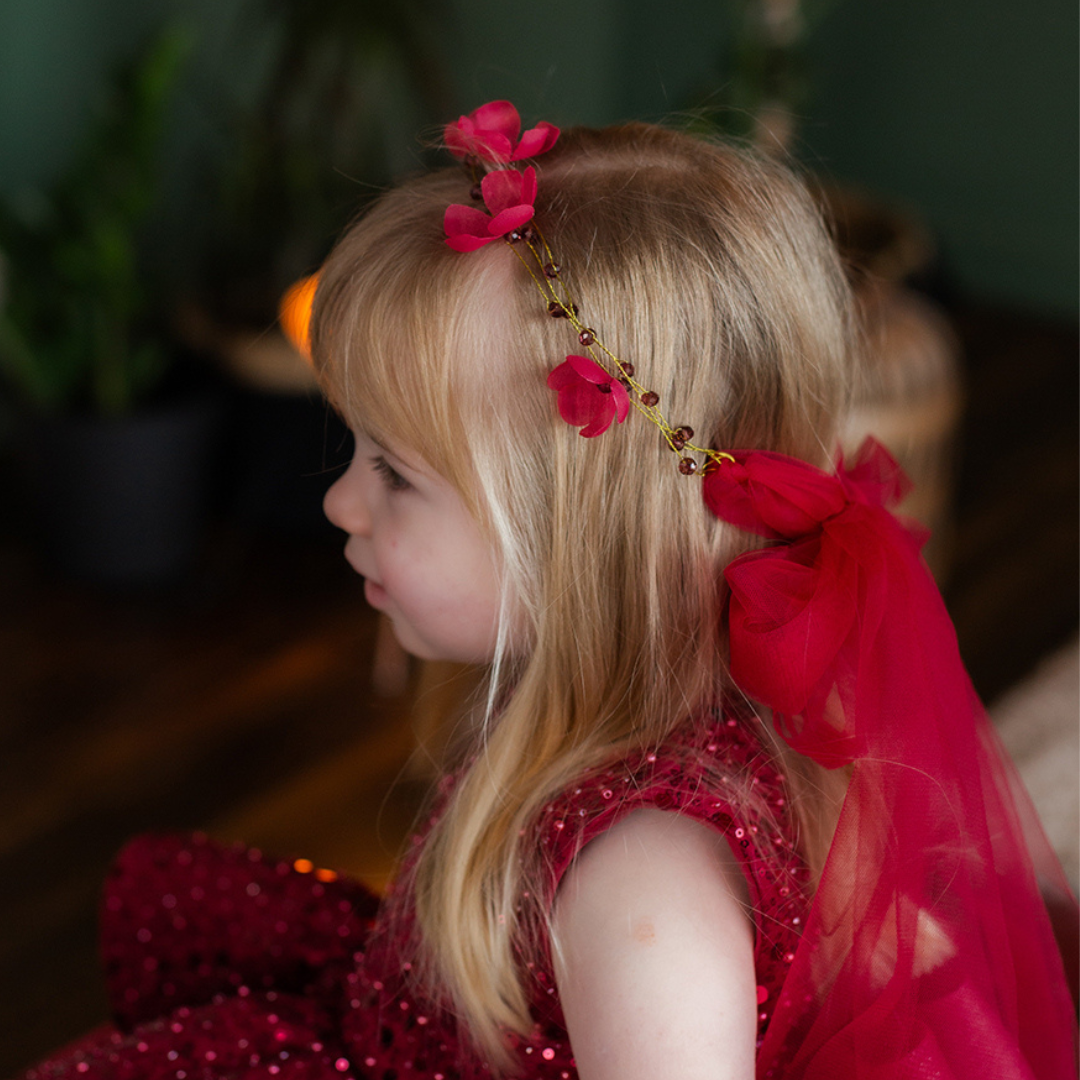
[[704, 438, 1078, 1078]]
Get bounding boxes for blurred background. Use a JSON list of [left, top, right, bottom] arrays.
[[0, 0, 1076, 1068]]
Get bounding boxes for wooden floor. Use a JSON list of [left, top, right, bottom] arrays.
[[0, 302, 1076, 1074]]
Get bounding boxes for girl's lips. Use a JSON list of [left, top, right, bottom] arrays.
[[341, 541, 387, 608]]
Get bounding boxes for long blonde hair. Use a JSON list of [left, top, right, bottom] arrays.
[[311, 124, 855, 1067]]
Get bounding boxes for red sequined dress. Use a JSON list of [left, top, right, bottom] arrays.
[[22, 708, 806, 1080]]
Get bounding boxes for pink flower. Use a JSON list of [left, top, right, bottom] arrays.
[[444, 167, 538, 252], [445, 100, 559, 164], [547, 355, 630, 438]]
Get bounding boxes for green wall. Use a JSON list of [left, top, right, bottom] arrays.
[[1, 0, 1076, 316], [805, 0, 1079, 316], [0, 0, 170, 189]]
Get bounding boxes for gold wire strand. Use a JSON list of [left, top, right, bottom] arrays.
[[461, 161, 733, 472], [500, 220, 733, 474]]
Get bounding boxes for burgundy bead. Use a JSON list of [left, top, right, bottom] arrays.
[[596, 384, 611, 394], [620, 362, 635, 378], [674, 425, 694, 441], [578, 328, 596, 346], [548, 301, 567, 318], [507, 229, 524, 243], [522, 224, 537, 243], [671, 436, 686, 451], [543, 262, 561, 278], [640, 390, 659, 407], [470, 184, 483, 201], [678, 457, 699, 475]]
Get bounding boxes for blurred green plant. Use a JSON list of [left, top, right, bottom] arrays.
[[0, 28, 190, 416], [197, 0, 450, 325], [686, 0, 843, 149]]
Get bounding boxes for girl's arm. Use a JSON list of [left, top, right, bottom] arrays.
[[552, 808, 757, 1080]]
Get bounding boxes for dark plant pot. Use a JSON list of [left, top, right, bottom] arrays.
[[25, 396, 221, 585]]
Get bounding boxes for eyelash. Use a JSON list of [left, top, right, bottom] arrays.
[[370, 455, 411, 493]]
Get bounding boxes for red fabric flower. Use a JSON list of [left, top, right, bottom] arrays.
[[547, 355, 630, 437], [445, 100, 559, 164], [444, 167, 538, 252]]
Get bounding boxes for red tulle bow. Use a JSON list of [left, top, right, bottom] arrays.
[[704, 439, 922, 766], [707, 438, 1077, 1077]]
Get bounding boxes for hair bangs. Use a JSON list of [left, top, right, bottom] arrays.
[[310, 171, 495, 493]]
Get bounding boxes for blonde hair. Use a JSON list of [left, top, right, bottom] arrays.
[[311, 124, 855, 1068]]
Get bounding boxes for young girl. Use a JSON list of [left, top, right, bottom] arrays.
[[26, 104, 1076, 1080]]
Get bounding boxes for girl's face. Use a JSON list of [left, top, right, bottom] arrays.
[[323, 432, 502, 664]]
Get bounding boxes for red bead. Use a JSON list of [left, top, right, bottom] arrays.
[[548, 301, 566, 318], [678, 457, 698, 475], [640, 390, 659, 407], [507, 229, 524, 243], [578, 328, 596, 346], [674, 425, 694, 441], [522, 224, 537, 243], [470, 184, 483, 201], [620, 362, 634, 378], [543, 262, 561, 278], [671, 436, 686, 451]]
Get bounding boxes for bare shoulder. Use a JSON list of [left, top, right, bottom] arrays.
[[551, 808, 757, 1080]]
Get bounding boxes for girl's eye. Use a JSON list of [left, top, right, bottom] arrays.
[[371, 455, 411, 493]]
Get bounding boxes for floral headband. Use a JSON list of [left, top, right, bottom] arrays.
[[439, 101, 930, 769], [442, 100, 732, 477]]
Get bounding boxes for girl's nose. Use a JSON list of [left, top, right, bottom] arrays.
[[323, 462, 371, 536]]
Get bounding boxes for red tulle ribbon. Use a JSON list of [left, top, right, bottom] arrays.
[[704, 439, 922, 767], [704, 438, 1077, 1076]]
